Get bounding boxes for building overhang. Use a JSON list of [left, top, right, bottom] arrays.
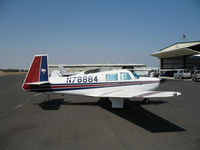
[[151, 41, 200, 58], [151, 48, 200, 58]]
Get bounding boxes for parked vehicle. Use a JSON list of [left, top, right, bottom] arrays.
[[173, 69, 191, 79], [192, 70, 200, 81]]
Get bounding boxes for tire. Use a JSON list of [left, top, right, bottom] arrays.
[[143, 98, 150, 104]]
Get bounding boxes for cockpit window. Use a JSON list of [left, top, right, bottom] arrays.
[[130, 70, 140, 79], [120, 72, 132, 80], [106, 73, 118, 81]]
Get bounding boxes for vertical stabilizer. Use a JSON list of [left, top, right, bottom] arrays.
[[22, 55, 49, 90]]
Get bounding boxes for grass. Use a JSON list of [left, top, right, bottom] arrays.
[[0, 71, 26, 76]]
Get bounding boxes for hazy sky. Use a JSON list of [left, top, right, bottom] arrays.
[[0, 0, 200, 69]]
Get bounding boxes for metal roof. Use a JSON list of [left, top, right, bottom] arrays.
[[151, 41, 200, 58]]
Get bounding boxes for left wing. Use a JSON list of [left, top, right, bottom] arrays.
[[85, 90, 181, 98]]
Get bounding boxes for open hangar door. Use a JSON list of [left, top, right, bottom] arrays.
[[151, 41, 200, 77]]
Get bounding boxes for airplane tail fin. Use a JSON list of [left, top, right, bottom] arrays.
[[22, 54, 49, 90]]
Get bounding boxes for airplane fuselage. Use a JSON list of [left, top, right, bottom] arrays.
[[28, 69, 160, 97]]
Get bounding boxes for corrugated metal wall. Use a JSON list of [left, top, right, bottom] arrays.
[[161, 56, 200, 69]]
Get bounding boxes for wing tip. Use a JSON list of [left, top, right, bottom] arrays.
[[174, 92, 181, 96]]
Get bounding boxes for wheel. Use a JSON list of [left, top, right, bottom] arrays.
[[143, 98, 150, 104]]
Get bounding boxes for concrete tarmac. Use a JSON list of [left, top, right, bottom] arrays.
[[0, 75, 200, 150]]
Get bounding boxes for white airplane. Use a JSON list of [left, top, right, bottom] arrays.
[[58, 65, 77, 76], [22, 54, 181, 108], [58, 65, 100, 77]]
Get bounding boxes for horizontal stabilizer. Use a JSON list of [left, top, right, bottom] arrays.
[[26, 81, 49, 85], [22, 54, 49, 90]]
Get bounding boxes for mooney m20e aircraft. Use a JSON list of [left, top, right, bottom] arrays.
[[22, 55, 181, 108]]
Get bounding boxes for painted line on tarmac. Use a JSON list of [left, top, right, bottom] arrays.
[[0, 104, 24, 118], [15, 104, 23, 109], [0, 96, 35, 118], [33, 93, 42, 97]]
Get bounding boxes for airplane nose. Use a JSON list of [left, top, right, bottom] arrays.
[[159, 78, 169, 84], [157, 78, 161, 81]]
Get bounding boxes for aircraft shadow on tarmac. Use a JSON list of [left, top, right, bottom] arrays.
[[38, 98, 186, 133]]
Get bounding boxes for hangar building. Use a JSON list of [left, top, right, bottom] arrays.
[[151, 41, 200, 76], [49, 63, 146, 75]]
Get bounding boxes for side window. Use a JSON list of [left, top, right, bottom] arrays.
[[120, 72, 132, 80], [106, 73, 118, 81]]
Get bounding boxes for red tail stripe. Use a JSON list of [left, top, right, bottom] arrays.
[[24, 56, 41, 84]]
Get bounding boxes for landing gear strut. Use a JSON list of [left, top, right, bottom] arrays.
[[47, 94, 50, 101], [109, 98, 124, 108], [143, 98, 150, 104]]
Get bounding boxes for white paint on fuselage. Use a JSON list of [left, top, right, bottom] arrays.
[[49, 69, 160, 96]]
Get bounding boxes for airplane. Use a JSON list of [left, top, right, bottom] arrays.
[[58, 65, 76, 76], [58, 65, 100, 77], [22, 54, 181, 108]]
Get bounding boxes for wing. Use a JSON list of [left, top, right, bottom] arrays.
[[86, 90, 181, 98]]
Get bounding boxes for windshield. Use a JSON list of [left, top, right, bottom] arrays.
[[130, 70, 140, 79]]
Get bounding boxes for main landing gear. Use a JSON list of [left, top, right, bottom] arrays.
[[109, 98, 124, 108], [108, 98, 150, 108], [46, 94, 50, 101], [142, 98, 150, 104]]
